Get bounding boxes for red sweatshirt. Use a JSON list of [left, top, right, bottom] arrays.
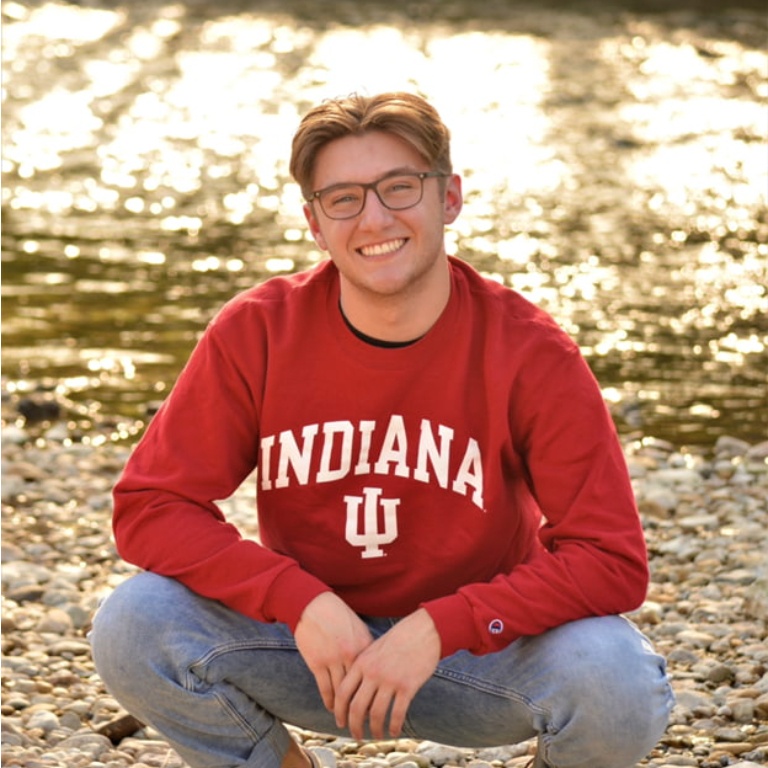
[[113, 257, 648, 658]]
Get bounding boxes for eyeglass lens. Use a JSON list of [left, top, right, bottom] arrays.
[[317, 173, 426, 219]]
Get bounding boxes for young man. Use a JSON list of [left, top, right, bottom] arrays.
[[91, 92, 673, 768]]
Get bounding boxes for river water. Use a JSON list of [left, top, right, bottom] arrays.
[[2, 0, 767, 449]]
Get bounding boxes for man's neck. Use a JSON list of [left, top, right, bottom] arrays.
[[338, 262, 451, 343], [339, 304, 422, 347]]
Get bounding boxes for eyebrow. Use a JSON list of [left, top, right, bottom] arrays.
[[315, 166, 424, 192]]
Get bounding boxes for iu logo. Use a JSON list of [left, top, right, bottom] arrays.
[[344, 487, 400, 559]]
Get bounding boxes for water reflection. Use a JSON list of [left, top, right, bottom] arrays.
[[2, 0, 766, 447]]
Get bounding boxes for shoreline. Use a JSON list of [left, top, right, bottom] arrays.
[[2, 419, 767, 767]]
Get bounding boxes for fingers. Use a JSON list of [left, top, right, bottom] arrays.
[[294, 593, 375, 717], [387, 692, 409, 738], [319, 608, 439, 740], [335, 669, 413, 740], [315, 668, 334, 712], [337, 676, 384, 740], [314, 662, 347, 713], [333, 666, 359, 731], [328, 663, 347, 711], [367, 688, 398, 740]]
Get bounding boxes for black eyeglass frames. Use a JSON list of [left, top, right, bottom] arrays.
[[308, 171, 448, 220]]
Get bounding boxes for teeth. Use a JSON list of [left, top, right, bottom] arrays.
[[360, 239, 405, 256]]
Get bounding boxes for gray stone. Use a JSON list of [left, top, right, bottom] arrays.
[[25, 710, 60, 733], [416, 742, 468, 766], [57, 732, 118, 759], [310, 747, 338, 768], [35, 607, 74, 635]]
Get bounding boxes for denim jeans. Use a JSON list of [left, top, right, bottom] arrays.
[[90, 572, 673, 768]]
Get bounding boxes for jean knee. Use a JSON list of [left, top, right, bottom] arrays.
[[546, 617, 672, 763], [90, 572, 179, 698]]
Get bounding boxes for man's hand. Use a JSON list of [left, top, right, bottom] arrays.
[[294, 592, 374, 712], [334, 608, 441, 740]]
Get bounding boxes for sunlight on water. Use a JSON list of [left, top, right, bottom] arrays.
[[2, 2, 122, 44], [305, 26, 424, 92], [2, 1, 766, 445], [291, 28, 566, 204], [428, 35, 564, 196], [11, 91, 102, 174]]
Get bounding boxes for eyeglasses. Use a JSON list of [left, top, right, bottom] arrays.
[[308, 171, 447, 220]]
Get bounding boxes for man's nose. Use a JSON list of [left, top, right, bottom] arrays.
[[358, 187, 393, 224]]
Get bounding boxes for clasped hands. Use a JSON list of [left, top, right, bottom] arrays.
[[294, 592, 441, 740]]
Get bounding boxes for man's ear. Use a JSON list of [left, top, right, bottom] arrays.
[[442, 174, 463, 225], [304, 203, 328, 251]]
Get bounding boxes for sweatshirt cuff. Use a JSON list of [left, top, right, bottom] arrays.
[[262, 564, 331, 631], [421, 594, 480, 658]]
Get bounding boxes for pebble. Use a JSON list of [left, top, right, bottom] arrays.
[[2, 397, 767, 767]]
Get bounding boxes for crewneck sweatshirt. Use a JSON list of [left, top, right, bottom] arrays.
[[113, 257, 648, 657]]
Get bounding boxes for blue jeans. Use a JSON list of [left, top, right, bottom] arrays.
[[90, 573, 673, 768]]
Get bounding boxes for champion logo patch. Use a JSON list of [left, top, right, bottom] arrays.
[[488, 619, 504, 635]]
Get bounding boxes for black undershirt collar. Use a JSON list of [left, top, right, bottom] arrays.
[[339, 303, 422, 348]]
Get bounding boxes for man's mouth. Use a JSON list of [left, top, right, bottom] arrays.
[[358, 238, 406, 257]]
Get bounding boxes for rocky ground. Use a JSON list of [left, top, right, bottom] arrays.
[[2, 399, 767, 767]]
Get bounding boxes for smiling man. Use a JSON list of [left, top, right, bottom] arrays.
[[91, 92, 673, 768], [303, 130, 459, 340]]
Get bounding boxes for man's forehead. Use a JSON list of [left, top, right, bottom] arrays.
[[311, 131, 427, 188]]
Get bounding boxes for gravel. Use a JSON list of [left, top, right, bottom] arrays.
[[2, 402, 767, 767]]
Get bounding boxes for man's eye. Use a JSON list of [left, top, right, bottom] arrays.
[[327, 189, 361, 207], [384, 177, 418, 194]]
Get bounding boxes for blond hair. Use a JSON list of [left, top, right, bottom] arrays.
[[289, 92, 452, 198]]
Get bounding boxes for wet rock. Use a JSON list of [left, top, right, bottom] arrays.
[[17, 396, 61, 424]]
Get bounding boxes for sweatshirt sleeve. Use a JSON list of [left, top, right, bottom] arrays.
[[112, 311, 330, 629], [422, 332, 648, 658]]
